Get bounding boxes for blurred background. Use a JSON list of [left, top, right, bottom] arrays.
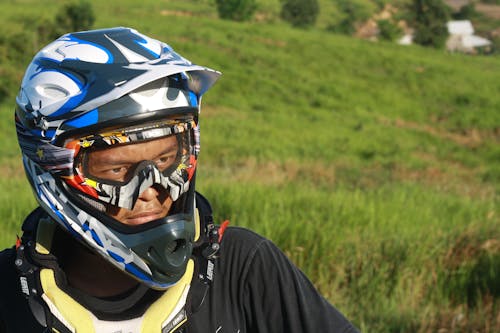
[[0, 0, 498, 331]]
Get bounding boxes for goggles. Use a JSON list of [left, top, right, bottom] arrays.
[[67, 118, 198, 210]]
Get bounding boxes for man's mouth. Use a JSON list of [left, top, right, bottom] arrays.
[[126, 210, 164, 225]]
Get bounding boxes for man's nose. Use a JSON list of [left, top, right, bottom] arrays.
[[138, 186, 160, 201], [138, 184, 169, 203]]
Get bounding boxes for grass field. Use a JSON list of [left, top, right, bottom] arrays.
[[0, 1, 498, 332]]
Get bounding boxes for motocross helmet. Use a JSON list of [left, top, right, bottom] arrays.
[[15, 27, 220, 289]]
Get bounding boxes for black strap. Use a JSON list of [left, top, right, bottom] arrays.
[[193, 192, 221, 259], [15, 237, 68, 331], [188, 192, 222, 315], [15, 209, 81, 332]]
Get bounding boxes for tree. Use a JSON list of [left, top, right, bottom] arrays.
[[451, 3, 477, 20], [52, 1, 95, 38], [328, 0, 375, 35], [280, 0, 319, 28], [215, 0, 257, 22], [409, 0, 450, 48], [377, 19, 403, 42]]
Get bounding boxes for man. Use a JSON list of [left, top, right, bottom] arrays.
[[0, 27, 358, 332]]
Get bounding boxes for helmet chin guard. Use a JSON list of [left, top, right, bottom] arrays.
[[121, 197, 197, 285], [15, 27, 220, 289]]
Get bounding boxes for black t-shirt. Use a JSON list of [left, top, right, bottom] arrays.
[[188, 226, 358, 332], [0, 224, 358, 332]]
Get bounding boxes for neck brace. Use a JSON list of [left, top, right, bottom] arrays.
[[16, 215, 195, 333], [39, 261, 193, 333]]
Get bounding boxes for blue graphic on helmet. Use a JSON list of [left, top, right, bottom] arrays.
[[64, 109, 99, 128], [63, 34, 115, 64]]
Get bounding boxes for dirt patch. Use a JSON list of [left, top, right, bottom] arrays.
[[392, 152, 495, 200], [0, 160, 26, 179], [205, 157, 336, 187], [396, 118, 482, 147], [445, 1, 500, 21], [160, 10, 195, 17], [229, 158, 336, 186], [254, 37, 287, 48], [476, 3, 500, 20], [377, 115, 495, 148], [254, 12, 277, 23]]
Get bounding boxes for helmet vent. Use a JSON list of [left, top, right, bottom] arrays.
[[36, 85, 70, 99], [166, 239, 186, 254]]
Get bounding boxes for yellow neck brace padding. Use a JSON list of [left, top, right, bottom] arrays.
[[39, 260, 193, 333], [33, 214, 197, 333]]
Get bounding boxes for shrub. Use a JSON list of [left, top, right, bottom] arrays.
[[327, 0, 376, 35], [0, 32, 33, 103], [52, 1, 95, 37], [377, 19, 402, 41], [407, 0, 450, 48], [280, 0, 319, 28], [214, 0, 257, 22], [0, 66, 17, 103], [451, 3, 477, 20]]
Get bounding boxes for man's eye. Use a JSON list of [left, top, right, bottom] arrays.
[[158, 156, 172, 163], [156, 154, 176, 168], [111, 167, 126, 174], [100, 166, 129, 180]]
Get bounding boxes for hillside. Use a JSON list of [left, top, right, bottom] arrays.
[[0, 1, 498, 332]]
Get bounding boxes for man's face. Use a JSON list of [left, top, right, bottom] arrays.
[[85, 135, 178, 226]]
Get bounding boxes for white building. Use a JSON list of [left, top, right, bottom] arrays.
[[446, 20, 492, 53]]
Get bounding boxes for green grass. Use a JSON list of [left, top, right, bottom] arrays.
[[0, 1, 499, 331]]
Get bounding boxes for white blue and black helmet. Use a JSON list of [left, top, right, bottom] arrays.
[[15, 27, 220, 289]]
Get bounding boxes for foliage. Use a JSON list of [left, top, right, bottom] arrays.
[[214, 0, 257, 22], [377, 19, 402, 41], [490, 37, 500, 55], [52, 1, 95, 38], [407, 0, 451, 48], [0, 32, 30, 102], [327, 0, 376, 35], [372, 0, 389, 10], [280, 0, 320, 28], [451, 3, 477, 20]]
